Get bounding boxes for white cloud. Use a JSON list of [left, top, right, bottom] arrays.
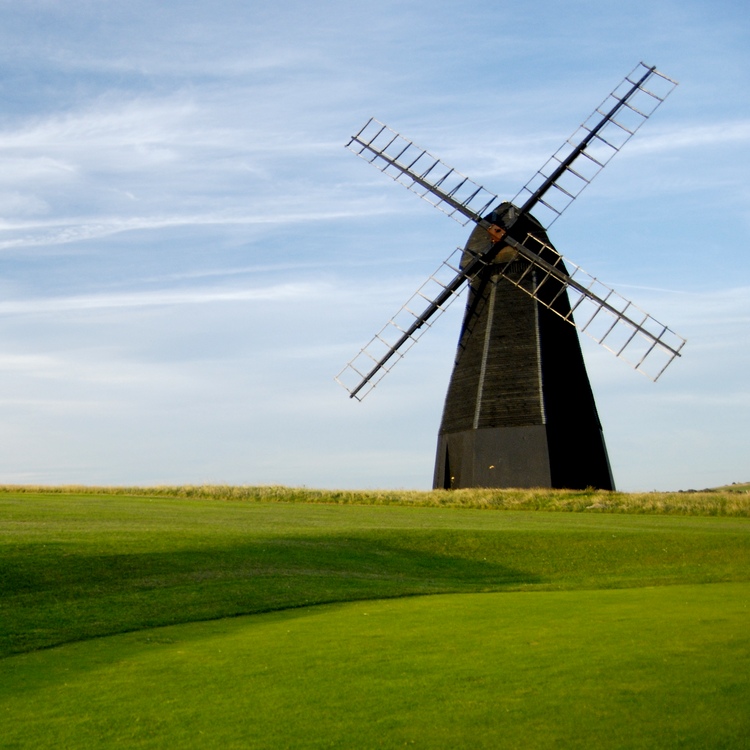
[[0, 281, 322, 315], [630, 120, 750, 154]]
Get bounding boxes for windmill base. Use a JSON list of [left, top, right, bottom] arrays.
[[434, 426, 550, 489], [433, 424, 613, 490]]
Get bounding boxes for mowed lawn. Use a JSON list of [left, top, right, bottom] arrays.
[[1, 491, 749, 748]]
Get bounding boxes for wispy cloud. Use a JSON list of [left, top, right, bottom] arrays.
[[0, 203, 384, 251], [0, 282, 321, 316], [630, 120, 750, 154]]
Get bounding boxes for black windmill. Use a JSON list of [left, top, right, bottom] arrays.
[[336, 63, 685, 490]]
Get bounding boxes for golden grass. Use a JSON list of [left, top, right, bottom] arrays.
[[1, 484, 749, 516]]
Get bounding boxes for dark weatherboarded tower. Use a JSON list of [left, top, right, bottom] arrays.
[[433, 205, 615, 490]]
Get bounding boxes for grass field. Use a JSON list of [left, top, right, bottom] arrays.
[[1, 487, 749, 748]]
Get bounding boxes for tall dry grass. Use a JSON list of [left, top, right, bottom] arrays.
[[2, 484, 749, 516]]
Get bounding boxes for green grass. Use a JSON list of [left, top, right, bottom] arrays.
[[3, 491, 749, 657], [2, 585, 748, 748], [1, 489, 749, 748]]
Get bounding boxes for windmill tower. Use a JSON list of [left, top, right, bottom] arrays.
[[434, 204, 614, 490], [336, 63, 685, 490]]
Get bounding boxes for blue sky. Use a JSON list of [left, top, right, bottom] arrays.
[[0, 0, 747, 490]]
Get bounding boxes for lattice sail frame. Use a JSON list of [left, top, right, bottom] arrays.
[[346, 119, 498, 227], [335, 232, 686, 400], [513, 62, 678, 229], [346, 63, 678, 234], [337, 63, 683, 399], [496, 233, 686, 381], [335, 248, 472, 400]]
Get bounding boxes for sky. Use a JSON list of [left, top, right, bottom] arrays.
[[0, 0, 747, 491]]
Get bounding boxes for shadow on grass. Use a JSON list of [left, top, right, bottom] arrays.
[[2, 531, 540, 656]]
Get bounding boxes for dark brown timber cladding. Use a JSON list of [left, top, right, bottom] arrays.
[[434, 209, 614, 490], [439, 263, 544, 431]]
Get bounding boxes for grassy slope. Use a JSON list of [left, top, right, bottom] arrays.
[[2, 584, 748, 749], [2, 489, 750, 748], [2, 490, 749, 656]]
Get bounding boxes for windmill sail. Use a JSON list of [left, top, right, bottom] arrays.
[[512, 62, 678, 228], [497, 232, 685, 381], [337, 62, 683, 399], [346, 119, 498, 227], [335, 248, 489, 400], [346, 63, 677, 235]]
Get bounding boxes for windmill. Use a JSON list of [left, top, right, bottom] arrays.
[[335, 62, 685, 490]]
